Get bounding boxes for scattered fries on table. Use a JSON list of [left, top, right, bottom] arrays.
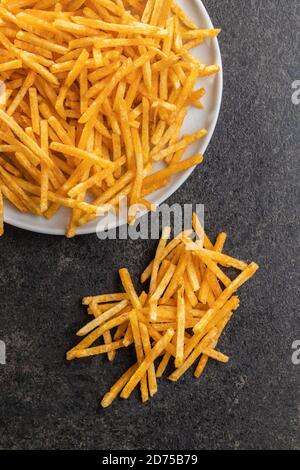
[[0, 0, 221, 236], [67, 213, 259, 408]]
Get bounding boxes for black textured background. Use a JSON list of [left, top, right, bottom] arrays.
[[0, 0, 299, 450]]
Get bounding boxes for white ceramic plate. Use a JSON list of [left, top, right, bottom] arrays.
[[3, 0, 223, 235]]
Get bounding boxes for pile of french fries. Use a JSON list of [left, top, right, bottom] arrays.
[[67, 214, 259, 407], [0, 0, 221, 236]]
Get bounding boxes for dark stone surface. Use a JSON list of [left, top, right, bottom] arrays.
[[0, 0, 299, 450]]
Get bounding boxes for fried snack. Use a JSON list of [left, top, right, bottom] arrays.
[[0, 1, 221, 236], [67, 213, 259, 407]]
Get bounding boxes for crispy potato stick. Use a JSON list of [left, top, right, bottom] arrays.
[[200, 254, 231, 288], [193, 263, 259, 335], [186, 253, 200, 292], [49, 142, 114, 168], [28, 87, 40, 136], [195, 247, 248, 271], [0, 109, 53, 168], [171, 2, 198, 30], [7, 70, 36, 116], [0, 177, 27, 212], [103, 327, 119, 362], [161, 250, 188, 302], [101, 364, 138, 408], [169, 328, 217, 382], [194, 354, 209, 379], [77, 300, 129, 336], [144, 155, 204, 187], [0, 59, 22, 73], [68, 157, 126, 198], [121, 329, 174, 399], [183, 29, 221, 40], [130, 127, 144, 206], [88, 302, 118, 316], [40, 120, 49, 212], [140, 230, 192, 283], [16, 30, 68, 55], [129, 310, 149, 402], [149, 226, 171, 295], [69, 340, 125, 359], [82, 292, 129, 305], [66, 312, 130, 360], [0, 166, 40, 214], [192, 212, 213, 249], [150, 262, 176, 302], [119, 268, 142, 310], [156, 352, 171, 378], [197, 228, 226, 303], [203, 348, 229, 364], [175, 285, 185, 368], [140, 322, 158, 397]]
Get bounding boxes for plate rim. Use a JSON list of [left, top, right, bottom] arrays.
[[3, 0, 223, 236]]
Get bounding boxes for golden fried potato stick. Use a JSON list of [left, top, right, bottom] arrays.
[[140, 322, 158, 397], [82, 293, 129, 305], [66, 312, 130, 360], [101, 364, 138, 408], [156, 352, 171, 378], [149, 226, 171, 296], [129, 310, 149, 402], [169, 328, 217, 382], [175, 285, 185, 368], [193, 264, 258, 335], [40, 119, 49, 212], [76, 299, 129, 337], [119, 268, 142, 310], [121, 329, 175, 399], [68, 340, 125, 359]]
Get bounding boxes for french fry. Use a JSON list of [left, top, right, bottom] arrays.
[[7, 70, 36, 116], [120, 329, 174, 399], [129, 310, 149, 402], [119, 268, 142, 310], [140, 322, 158, 397], [194, 354, 209, 379], [175, 285, 185, 368], [28, 87, 40, 136], [169, 328, 217, 382], [0, 59, 22, 73], [101, 364, 138, 408], [69, 340, 125, 359], [76, 300, 129, 337], [150, 262, 176, 302], [149, 226, 171, 296], [40, 120, 49, 212], [204, 348, 229, 364], [193, 264, 259, 335], [66, 312, 130, 360], [156, 352, 171, 378]]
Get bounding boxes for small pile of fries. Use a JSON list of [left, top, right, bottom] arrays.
[[67, 214, 259, 407], [0, 0, 221, 236]]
